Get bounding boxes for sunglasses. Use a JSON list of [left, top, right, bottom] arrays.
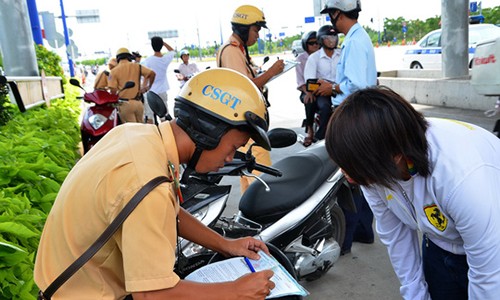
[[307, 41, 318, 46]]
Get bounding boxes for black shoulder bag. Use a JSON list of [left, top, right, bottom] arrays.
[[37, 176, 171, 300]]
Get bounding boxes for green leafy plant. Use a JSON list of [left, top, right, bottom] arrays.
[[0, 52, 14, 126], [0, 80, 13, 126], [0, 90, 81, 299], [34, 44, 66, 84]]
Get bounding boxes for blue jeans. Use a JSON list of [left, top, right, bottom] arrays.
[[422, 236, 469, 300]]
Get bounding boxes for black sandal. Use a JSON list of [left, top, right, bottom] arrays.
[[303, 135, 314, 147]]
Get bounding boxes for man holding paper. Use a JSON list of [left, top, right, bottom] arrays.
[[34, 69, 276, 300]]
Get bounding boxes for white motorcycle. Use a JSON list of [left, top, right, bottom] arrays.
[[175, 128, 356, 286]]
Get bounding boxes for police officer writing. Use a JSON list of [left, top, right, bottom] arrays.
[[34, 69, 276, 300], [217, 5, 284, 193]]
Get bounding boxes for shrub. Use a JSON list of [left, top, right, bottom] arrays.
[[0, 79, 13, 126], [0, 91, 81, 299], [34, 44, 66, 85]]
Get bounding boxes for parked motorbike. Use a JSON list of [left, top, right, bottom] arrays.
[[69, 79, 134, 153], [174, 128, 355, 285]]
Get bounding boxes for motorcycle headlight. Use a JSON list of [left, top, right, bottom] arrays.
[[88, 114, 108, 130]]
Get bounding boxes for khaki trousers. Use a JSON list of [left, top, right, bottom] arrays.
[[119, 100, 144, 123]]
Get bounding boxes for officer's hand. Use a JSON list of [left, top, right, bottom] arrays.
[[233, 270, 275, 300], [222, 237, 270, 259], [268, 59, 285, 76]]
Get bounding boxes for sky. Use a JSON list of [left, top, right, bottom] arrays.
[[35, 0, 500, 59]]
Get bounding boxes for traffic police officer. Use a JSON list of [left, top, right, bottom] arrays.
[[217, 5, 285, 192], [108, 47, 155, 123]]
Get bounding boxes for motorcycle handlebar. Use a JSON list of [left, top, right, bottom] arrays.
[[253, 163, 282, 177]]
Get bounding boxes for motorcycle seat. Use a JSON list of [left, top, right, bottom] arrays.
[[239, 143, 338, 224]]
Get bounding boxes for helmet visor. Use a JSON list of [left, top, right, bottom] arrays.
[[255, 21, 268, 29], [245, 111, 271, 150]]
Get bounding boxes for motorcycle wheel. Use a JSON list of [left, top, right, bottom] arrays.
[[209, 243, 303, 300], [303, 202, 345, 282]]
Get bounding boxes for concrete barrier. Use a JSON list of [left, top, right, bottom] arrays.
[[379, 70, 496, 111]]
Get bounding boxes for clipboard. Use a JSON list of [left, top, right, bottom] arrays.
[[261, 60, 300, 83]]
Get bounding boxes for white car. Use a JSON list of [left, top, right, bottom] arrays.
[[291, 39, 304, 57], [402, 24, 500, 69]]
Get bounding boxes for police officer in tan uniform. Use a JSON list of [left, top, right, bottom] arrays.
[[108, 48, 155, 123], [93, 58, 117, 90], [217, 5, 285, 193]]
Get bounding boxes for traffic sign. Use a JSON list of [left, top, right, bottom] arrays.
[[304, 16, 315, 23]]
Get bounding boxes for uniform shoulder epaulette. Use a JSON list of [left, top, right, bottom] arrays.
[[230, 41, 239, 47]]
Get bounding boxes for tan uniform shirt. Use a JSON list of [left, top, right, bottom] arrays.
[[108, 60, 154, 100], [34, 122, 181, 299], [217, 35, 258, 79], [94, 70, 110, 90]]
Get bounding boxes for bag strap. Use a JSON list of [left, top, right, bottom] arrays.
[[135, 64, 143, 100], [39, 176, 171, 300], [217, 43, 256, 78]]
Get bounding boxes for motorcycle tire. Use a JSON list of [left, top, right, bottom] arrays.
[[328, 202, 346, 254], [209, 243, 303, 300]]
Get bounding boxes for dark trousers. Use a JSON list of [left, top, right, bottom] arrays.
[[314, 96, 333, 140], [299, 91, 316, 129], [341, 186, 374, 252], [422, 236, 469, 300]]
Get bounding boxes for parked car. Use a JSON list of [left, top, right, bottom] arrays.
[[402, 23, 500, 69], [291, 39, 304, 57], [471, 36, 500, 137]]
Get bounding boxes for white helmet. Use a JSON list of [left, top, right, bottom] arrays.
[[320, 0, 361, 14], [179, 49, 190, 57]]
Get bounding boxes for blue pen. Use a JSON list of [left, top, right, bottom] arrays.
[[244, 257, 256, 273]]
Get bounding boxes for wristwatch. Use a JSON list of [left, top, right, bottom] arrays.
[[332, 83, 339, 97]]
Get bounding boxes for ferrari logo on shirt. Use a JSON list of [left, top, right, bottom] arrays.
[[424, 204, 447, 231]]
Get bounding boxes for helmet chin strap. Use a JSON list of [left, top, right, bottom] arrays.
[[181, 146, 203, 184]]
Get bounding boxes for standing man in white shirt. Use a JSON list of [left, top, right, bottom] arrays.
[[142, 36, 176, 123]]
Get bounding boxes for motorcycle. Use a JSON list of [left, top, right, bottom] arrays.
[[174, 128, 356, 285], [69, 79, 134, 153]]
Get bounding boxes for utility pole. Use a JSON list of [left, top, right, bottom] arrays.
[[27, 0, 43, 45], [59, 0, 74, 77]]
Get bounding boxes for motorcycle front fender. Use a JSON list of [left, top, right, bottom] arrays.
[[81, 105, 119, 137]]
